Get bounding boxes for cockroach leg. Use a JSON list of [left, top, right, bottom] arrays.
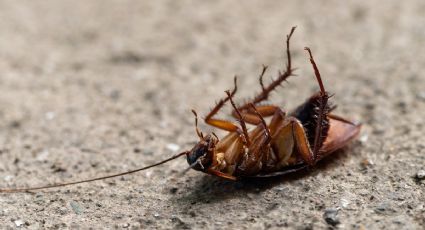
[[304, 47, 325, 93], [327, 113, 358, 126], [269, 109, 304, 168], [235, 105, 276, 175], [269, 113, 314, 166], [206, 168, 237, 180], [226, 90, 251, 146], [258, 65, 268, 92], [204, 77, 240, 132], [249, 103, 271, 143], [237, 126, 272, 175], [289, 117, 315, 165], [304, 47, 330, 163], [268, 108, 287, 135], [237, 26, 296, 112], [234, 105, 283, 125]]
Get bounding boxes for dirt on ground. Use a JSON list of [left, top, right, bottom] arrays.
[[0, 1, 424, 229]]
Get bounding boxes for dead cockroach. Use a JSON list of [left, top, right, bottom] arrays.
[[0, 27, 361, 192]]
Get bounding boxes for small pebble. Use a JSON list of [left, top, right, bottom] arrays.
[[3, 175, 13, 181], [360, 158, 374, 169], [166, 143, 180, 152], [70, 201, 84, 215], [340, 198, 350, 209], [143, 149, 154, 155], [145, 171, 153, 178], [14, 219, 24, 227], [375, 202, 393, 213], [45, 111, 56, 120], [109, 90, 121, 100], [416, 170, 425, 180], [58, 207, 69, 215], [323, 208, 340, 226], [416, 92, 425, 101], [169, 187, 178, 194], [171, 216, 189, 228], [36, 150, 50, 161], [133, 148, 141, 153], [9, 121, 21, 128], [0, 208, 7, 216], [359, 134, 368, 143]]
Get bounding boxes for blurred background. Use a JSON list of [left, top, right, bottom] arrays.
[[0, 1, 423, 229]]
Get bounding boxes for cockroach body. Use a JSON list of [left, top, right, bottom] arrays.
[[0, 27, 360, 192], [185, 27, 360, 180]]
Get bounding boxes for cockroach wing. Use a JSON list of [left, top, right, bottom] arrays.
[[320, 115, 361, 155]]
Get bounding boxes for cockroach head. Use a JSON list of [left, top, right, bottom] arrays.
[[186, 134, 218, 171]]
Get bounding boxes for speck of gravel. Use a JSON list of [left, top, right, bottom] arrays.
[[166, 143, 180, 152], [340, 198, 351, 209], [14, 219, 24, 227], [359, 134, 368, 143], [169, 187, 178, 194], [323, 208, 340, 226], [416, 170, 425, 180], [133, 148, 141, 153], [375, 202, 395, 214], [70, 201, 84, 215], [171, 216, 190, 229], [3, 175, 13, 181], [45, 111, 56, 120], [416, 92, 425, 101]]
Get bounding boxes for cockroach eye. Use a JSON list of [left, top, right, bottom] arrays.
[[187, 143, 208, 166], [186, 135, 216, 171]]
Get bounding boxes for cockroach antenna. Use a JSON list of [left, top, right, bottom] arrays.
[[0, 151, 188, 193], [192, 109, 204, 140]]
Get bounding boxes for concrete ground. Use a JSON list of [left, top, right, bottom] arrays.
[[0, 1, 424, 229]]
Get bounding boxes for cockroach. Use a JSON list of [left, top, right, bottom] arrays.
[[0, 27, 361, 192]]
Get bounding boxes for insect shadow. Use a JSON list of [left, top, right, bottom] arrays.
[[173, 147, 353, 206]]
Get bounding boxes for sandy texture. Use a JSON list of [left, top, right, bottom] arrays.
[[0, 1, 424, 229]]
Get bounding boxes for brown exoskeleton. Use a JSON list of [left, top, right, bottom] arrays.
[[0, 27, 360, 192], [186, 28, 361, 180]]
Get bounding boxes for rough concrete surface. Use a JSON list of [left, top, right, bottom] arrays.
[[0, 1, 424, 229]]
